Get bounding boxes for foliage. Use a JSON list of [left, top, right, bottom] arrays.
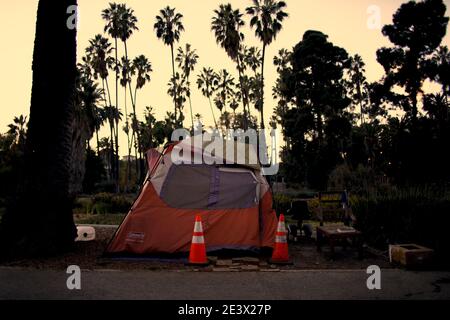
[[352, 187, 450, 261], [74, 193, 133, 215]]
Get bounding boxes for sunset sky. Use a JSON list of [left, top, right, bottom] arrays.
[[1, 0, 449, 155]]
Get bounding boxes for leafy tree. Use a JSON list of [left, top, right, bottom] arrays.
[[279, 30, 351, 188], [82, 147, 106, 194], [376, 0, 449, 120]]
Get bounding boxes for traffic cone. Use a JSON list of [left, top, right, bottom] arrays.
[[188, 215, 209, 266], [270, 214, 293, 265]]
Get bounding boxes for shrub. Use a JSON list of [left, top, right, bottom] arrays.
[[74, 193, 134, 215], [352, 187, 450, 262], [273, 193, 292, 215]]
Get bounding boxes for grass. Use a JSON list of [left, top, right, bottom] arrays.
[[74, 213, 125, 226]]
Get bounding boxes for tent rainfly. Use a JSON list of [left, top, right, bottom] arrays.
[[106, 139, 278, 255]]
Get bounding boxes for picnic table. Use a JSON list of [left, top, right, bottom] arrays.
[[316, 225, 363, 260]]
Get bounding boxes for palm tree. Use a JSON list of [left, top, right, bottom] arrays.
[[246, 0, 288, 129], [176, 43, 199, 131], [154, 6, 184, 120], [119, 56, 133, 186], [0, 0, 78, 255], [116, 4, 138, 177], [132, 55, 152, 178], [167, 73, 188, 124], [7, 115, 27, 148], [117, 4, 138, 60], [76, 75, 103, 147], [348, 54, 369, 126], [216, 69, 236, 129], [211, 4, 249, 129], [197, 67, 219, 129], [101, 4, 122, 188], [244, 46, 262, 76], [103, 105, 122, 180], [85, 35, 114, 113]]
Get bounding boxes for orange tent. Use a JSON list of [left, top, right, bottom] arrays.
[[106, 139, 278, 255]]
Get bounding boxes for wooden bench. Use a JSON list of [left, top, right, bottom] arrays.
[[315, 191, 362, 259], [316, 225, 363, 260]]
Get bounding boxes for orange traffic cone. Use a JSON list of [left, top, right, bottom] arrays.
[[188, 215, 209, 266], [270, 214, 293, 265]]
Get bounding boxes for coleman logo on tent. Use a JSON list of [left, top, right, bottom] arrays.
[[126, 232, 145, 243]]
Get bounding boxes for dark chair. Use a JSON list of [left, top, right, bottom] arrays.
[[287, 200, 312, 241]]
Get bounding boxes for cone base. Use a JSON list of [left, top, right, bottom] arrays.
[[269, 258, 294, 265], [186, 261, 210, 267]]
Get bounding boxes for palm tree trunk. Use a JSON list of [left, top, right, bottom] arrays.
[[237, 57, 249, 130], [0, 0, 78, 256], [187, 76, 195, 133], [123, 41, 132, 188], [104, 78, 115, 180], [128, 82, 141, 179], [208, 96, 218, 129], [170, 43, 177, 122], [114, 37, 120, 192], [124, 86, 130, 192], [260, 44, 266, 130]]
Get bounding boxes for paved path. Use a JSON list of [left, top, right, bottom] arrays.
[[1, 268, 450, 300]]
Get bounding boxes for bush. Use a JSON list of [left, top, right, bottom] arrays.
[[352, 187, 450, 262], [273, 193, 292, 215], [328, 164, 391, 195], [74, 193, 134, 215]]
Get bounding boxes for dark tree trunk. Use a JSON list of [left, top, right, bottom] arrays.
[[170, 43, 177, 122], [260, 44, 266, 130], [0, 0, 78, 257]]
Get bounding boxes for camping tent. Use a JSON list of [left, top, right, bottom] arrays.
[[106, 139, 278, 255]]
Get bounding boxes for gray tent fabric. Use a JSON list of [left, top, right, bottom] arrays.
[[161, 165, 212, 209], [210, 171, 257, 209], [160, 164, 258, 210]]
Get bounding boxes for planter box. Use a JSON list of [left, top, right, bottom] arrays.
[[389, 244, 434, 268]]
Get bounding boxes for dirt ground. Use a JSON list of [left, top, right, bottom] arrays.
[[0, 226, 392, 271]]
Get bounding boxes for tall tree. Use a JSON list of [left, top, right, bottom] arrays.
[[154, 6, 184, 121], [132, 55, 153, 179], [272, 48, 292, 145], [429, 46, 450, 99], [71, 73, 102, 194], [246, 0, 288, 129], [279, 30, 351, 188], [0, 0, 78, 256], [85, 34, 114, 150], [211, 4, 249, 129], [197, 67, 219, 129], [176, 44, 199, 131], [376, 0, 448, 121], [216, 69, 236, 117], [347, 54, 370, 125], [7, 115, 27, 148], [119, 56, 133, 188], [102, 3, 123, 190]]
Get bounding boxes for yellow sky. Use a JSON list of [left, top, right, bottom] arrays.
[[1, 0, 449, 155]]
